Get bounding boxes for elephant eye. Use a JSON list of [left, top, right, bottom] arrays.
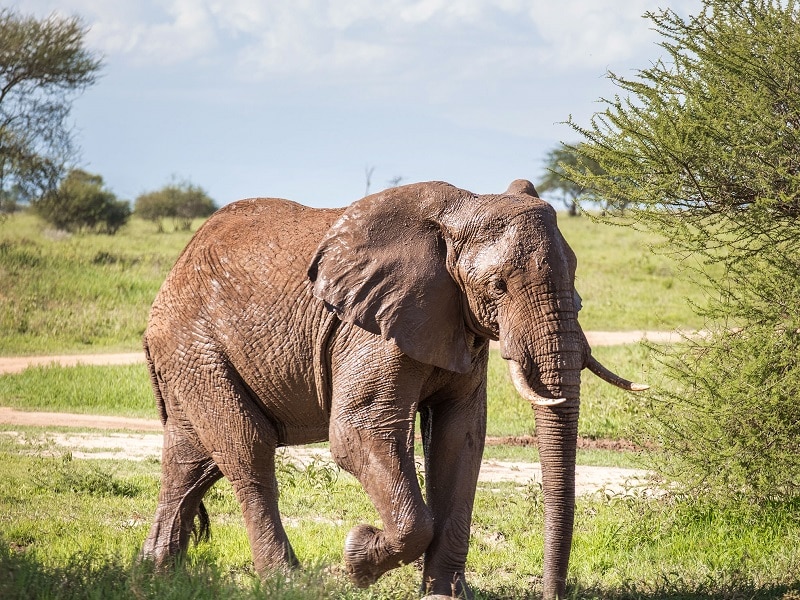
[[489, 278, 507, 296]]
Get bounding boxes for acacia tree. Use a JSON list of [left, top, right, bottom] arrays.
[[538, 143, 611, 216], [0, 9, 102, 216], [566, 0, 800, 502]]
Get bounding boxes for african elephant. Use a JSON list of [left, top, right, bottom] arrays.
[[140, 179, 644, 599]]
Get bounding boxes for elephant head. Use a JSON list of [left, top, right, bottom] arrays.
[[309, 179, 645, 599]]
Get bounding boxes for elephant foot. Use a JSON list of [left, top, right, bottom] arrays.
[[343, 524, 390, 587]]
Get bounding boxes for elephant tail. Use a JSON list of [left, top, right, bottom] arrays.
[[193, 501, 211, 544], [143, 337, 168, 426]]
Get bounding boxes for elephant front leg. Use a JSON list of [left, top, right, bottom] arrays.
[[419, 389, 486, 600], [329, 398, 433, 587]]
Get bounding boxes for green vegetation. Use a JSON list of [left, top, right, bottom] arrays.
[[538, 143, 607, 217], [0, 212, 196, 355], [35, 169, 131, 234], [0, 435, 797, 599], [565, 0, 800, 505], [558, 215, 708, 331], [134, 179, 217, 233], [0, 364, 153, 418]]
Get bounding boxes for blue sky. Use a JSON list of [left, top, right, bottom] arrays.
[[18, 0, 698, 208]]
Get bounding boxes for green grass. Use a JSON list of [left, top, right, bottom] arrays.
[[0, 436, 797, 599], [0, 346, 655, 440], [558, 215, 710, 331], [0, 363, 155, 418], [1, 210, 705, 356], [486, 344, 653, 440], [0, 213, 196, 355]]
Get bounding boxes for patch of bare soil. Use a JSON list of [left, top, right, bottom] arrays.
[[0, 409, 652, 497], [0, 409, 642, 452], [2, 429, 651, 496], [487, 435, 645, 452]]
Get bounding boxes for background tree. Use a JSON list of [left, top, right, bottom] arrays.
[[0, 9, 102, 217], [364, 164, 375, 196], [36, 168, 130, 234], [387, 175, 404, 188], [538, 143, 610, 216], [565, 0, 800, 503], [134, 180, 216, 232], [0, 183, 27, 216]]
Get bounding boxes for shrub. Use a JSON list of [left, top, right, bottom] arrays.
[[565, 0, 800, 502], [134, 180, 216, 232], [34, 169, 130, 234]]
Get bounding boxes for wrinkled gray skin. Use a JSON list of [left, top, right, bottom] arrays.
[[141, 180, 642, 599]]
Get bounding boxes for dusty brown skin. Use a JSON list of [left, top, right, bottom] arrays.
[[141, 180, 642, 599]]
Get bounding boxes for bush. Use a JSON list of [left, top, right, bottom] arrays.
[[134, 180, 216, 232], [565, 0, 800, 503], [34, 169, 130, 234]]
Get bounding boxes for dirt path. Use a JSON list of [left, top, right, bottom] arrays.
[[0, 330, 693, 375], [0, 427, 651, 496], [0, 407, 653, 496]]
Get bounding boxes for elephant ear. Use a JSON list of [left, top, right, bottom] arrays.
[[308, 183, 472, 374]]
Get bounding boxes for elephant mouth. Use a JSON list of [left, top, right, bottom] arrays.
[[507, 353, 649, 407]]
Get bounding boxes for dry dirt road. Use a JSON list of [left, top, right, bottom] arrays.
[[1, 426, 651, 496], [0, 330, 691, 375], [0, 330, 672, 495]]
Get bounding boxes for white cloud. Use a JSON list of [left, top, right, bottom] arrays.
[[15, 0, 700, 103], [18, 0, 701, 74]]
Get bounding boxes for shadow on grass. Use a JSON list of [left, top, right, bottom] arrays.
[[474, 578, 800, 600], [0, 542, 313, 600], [3, 541, 797, 600]]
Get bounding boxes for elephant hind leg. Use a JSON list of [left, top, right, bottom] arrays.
[[141, 419, 222, 568], [184, 380, 299, 575]]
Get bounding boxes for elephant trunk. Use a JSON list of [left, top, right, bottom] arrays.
[[509, 359, 580, 600], [534, 401, 579, 600], [507, 335, 648, 599], [505, 329, 583, 600]]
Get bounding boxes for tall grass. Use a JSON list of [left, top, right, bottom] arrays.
[[1, 210, 705, 356], [0, 213, 195, 355]]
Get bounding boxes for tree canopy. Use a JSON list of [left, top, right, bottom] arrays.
[[134, 181, 217, 232], [36, 169, 130, 234], [0, 9, 102, 216], [565, 0, 800, 503], [538, 143, 608, 216]]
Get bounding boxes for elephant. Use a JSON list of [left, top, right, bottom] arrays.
[[140, 179, 645, 599]]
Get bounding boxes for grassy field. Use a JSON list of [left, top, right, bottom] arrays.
[[0, 210, 704, 356], [2, 211, 797, 599], [0, 432, 798, 599]]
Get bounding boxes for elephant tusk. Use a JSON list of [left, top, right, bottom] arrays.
[[507, 360, 568, 406], [586, 356, 649, 391]]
